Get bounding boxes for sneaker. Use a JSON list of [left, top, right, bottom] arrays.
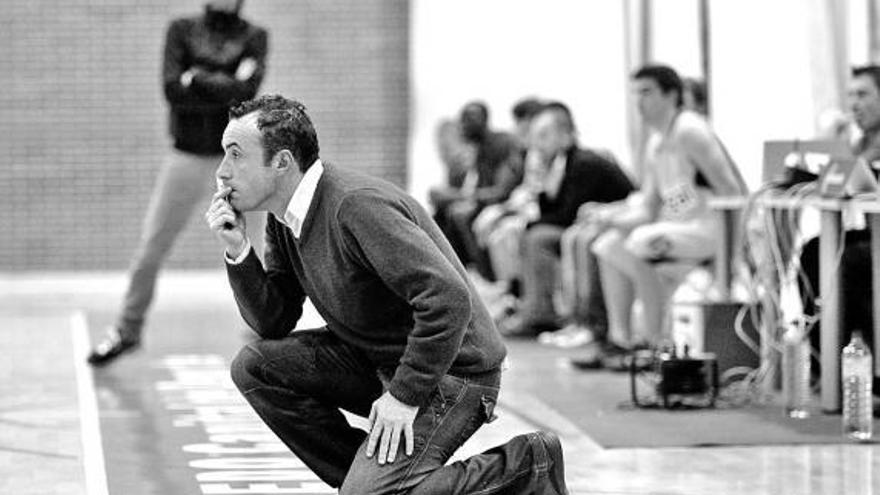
[[539, 324, 595, 348], [535, 431, 569, 495], [498, 313, 558, 340], [602, 347, 654, 372], [570, 340, 652, 371], [537, 324, 575, 345], [87, 326, 140, 366], [568, 341, 623, 370]]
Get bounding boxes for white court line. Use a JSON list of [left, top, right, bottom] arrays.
[[70, 311, 110, 495], [498, 391, 604, 455]]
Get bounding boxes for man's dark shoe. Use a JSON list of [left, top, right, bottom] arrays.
[[87, 326, 140, 366], [536, 431, 569, 495], [569, 341, 607, 370], [602, 343, 654, 372], [570, 341, 628, 370]]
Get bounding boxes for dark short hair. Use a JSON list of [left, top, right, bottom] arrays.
[[512, 97, 544, 122], [633, 64, 684, 108], [207, 0, 245, 12], [537, 100, 576, 133], [683, 78, 707, 109], [229, 94, 320, 172], [852, 65, 880, 93], [461, 101, 489, 121]]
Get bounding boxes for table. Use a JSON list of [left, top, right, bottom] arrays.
[[710, 194, 880, 413]]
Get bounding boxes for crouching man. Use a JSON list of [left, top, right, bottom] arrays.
[[205, 94, 568, 494]]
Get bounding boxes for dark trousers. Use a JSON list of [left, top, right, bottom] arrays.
[[230, 328, 560, 494], [439, 201, 496, 281], [799, 229, 874, 364]]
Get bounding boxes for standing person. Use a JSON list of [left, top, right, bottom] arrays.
[[88, 0, 269, 365], [589, 64, 747, 366], [205, 95, 568, 494]]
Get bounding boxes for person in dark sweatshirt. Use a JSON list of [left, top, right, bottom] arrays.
[[204, 94, 569, 494], [88, 0, 269, 366]]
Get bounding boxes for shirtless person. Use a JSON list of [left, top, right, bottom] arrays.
[[589, 64, 747, 365]]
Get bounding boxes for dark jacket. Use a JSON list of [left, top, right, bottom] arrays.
[[162, 13, 268, 155], [535, 146, 634, 227], [472, 131, 524, 206]]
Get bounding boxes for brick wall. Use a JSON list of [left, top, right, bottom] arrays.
[[0, 0, 409, 271]]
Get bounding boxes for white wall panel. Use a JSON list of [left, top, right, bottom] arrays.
[[409, 0, 629, 205]]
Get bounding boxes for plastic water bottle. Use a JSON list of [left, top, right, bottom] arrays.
[[841, 331, 873, 441], [782, 321, 810, 418]]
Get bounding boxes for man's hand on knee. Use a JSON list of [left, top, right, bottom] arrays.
[[366, 391, 418, 464]]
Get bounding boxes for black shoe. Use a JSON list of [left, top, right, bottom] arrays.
[[536, 431, 569, 495], [570, 357, 603, 370], [569, 341, 608, 370], [603, 349, 654, 372], [87, 326, 140, 366], [569, 341, 629, 370]]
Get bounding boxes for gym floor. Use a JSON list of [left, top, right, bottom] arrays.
[[1, 271, 878, 494]]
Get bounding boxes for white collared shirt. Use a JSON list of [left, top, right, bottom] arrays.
[[227, 159, 324, 264], [542, 152, 567, 200], [283, 159, 324, 238]]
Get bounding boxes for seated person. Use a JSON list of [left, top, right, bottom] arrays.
[[544, 195, 637, 350], [471, 98, 545, 304], [798, 65, 880, 377], [473, 147, 544, 316], [588, 65, 747, 368], [497, 101, 634, 338], [428, 118, 474, 229], [550, 77, 707, 352], [435, 101, 523, 281]]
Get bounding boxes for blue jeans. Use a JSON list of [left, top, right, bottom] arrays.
[[231, 328, 560, 494]]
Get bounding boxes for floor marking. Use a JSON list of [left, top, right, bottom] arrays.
[[71, 311, 109, 495], [498, 390, 605, 454]]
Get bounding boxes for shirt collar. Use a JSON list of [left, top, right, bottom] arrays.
[[857, 127, 880, 159], [551, 151, 567, 172], [282, 159, 324, 238], [542, 151, 568, 200]]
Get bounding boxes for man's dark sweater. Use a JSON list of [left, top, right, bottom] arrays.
[[227, 164, 507, 407]]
